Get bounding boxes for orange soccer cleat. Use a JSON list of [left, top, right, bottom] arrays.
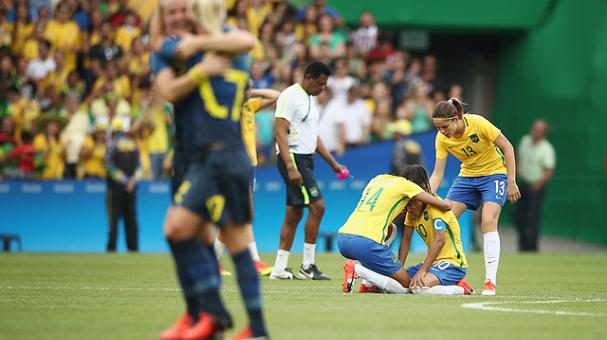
[[230, 326, 268, 340], [481, 280, 496, 296], [183, 312, 232, 340], [160, 313, 193, 340], [342, 260, 358, 293], [358, 283, 381, 293], [456, 278, 475, 295], [255, 260, 273, 276]]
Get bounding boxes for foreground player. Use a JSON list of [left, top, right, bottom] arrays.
[[338, 165, 452, 294], [400, 166, 473, 295], [152, 0, 267, 339], [215, 84, 280, 276], [429, 98, 520, 295]]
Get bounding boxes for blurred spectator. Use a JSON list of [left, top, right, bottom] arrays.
[[44, 2, 80, 73], [515, 120, 555, 252], [327, 58, 357, 102], [114, 10, 141, 53], [108, 0, 141, 27], [345, 42, 366, 79], [318, 88, 346, 155], [10, 1, 33, 58], [396, 81, 433, 134], [33, 113, 68, 179], [298, 0, 342, 26], [7, 130, 38, 179], [0, 116, 16, 177], [22, 20, 46, 61], [79, 123, 107, 179], [386, 51, 410, 110], [388, 120, 421, 175], [341, 86, 372, 147], [309, 14, 346, 60], [60, 91, 89, 178], [371, 98, 392, 141], [422, 54, 445, 94], [351, 11, 377, 55], [246, 0, 272, 36], [7, 84, 40, 143], [251, 60, 274, 89], [449, 83, 464, 101], [89, 19, 123, 65], [295, 4, 318, 43], [26, 39, 55, 81], [367, 34, 395, 61], [138, 86, 171, 179]]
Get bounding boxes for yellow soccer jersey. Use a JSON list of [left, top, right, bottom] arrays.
[[435, 114, 506, 177], [241, 97, 261, 166], [339, 175, 424, 244], [405, 205, 468, 268]]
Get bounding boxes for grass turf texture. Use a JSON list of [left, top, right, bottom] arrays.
[[1, 252, 607, 339]]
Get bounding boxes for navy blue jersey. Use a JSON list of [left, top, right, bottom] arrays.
[[151, 38, 249, 154]]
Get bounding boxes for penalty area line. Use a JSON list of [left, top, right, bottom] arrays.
[[461, 299, 607, 317]]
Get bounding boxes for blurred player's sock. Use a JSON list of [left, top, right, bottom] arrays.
[[232, 249, 267, 337], [248, 241, 260, 262], [354, 263, 409, 294], [302, 242, 316, 269], [168, 239, 201, 319], [414, 285, 465, 295], [195, 245, 230, 322], [214, 239, 226, 260], [483, 231, 500, 285], [271, 249, 290, 274]]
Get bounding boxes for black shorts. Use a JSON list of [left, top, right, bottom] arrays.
[[172, 146, 253, 227], [277, 153, 322, 207]]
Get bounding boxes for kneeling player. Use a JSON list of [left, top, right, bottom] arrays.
[[400, 190, 474, 295]]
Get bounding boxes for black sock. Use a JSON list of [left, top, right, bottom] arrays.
[[233, 249, 267, 336], [167, 239, 199, 320]]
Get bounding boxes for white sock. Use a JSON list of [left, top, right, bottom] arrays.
[[483, 231, 500, 284], [414, 285, 465, 295], [272, 249, 290, 274], [302, 242, 316, 269], [354, 263, 409, 294], [248, 241, 260, 262], [361, 279, 373, 288], [214, 239, 226, 261]]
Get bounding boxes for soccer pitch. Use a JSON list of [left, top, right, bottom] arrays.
[[1, 252, 606, 339]]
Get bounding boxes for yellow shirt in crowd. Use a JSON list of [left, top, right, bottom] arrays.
[[241, 97, 261, 166], [81, 136, 107, 178], [33, 134, 64, 179]]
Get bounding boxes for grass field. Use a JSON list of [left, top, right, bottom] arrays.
[[2, 252, 607, 340]]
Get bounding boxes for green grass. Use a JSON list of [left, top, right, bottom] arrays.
[[1, 252, 607, 340]]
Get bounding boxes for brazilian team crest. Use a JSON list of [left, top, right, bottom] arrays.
[[423, 211, 429, 221], [309, 187, 319, 197], [470, 134, 480, 143]]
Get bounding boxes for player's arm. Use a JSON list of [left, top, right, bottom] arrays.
[[149, 8, 165, 53], [316, 136, 345, 173], [411, 223, 446, 288], [154, 53, 230, 103], [249, 88, 280, 110], [274, 117, 303, 186], [494, 133, 521, 203], [399, 223, 414, 265], [429, 157, 447, 194], [171, 31, 256, 60], [412, 191, 451, 211]]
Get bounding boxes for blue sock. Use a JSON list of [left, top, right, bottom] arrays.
[[193, 244, 231, 325], [167, 239, 199, 320], [232, 249, 267, 336]]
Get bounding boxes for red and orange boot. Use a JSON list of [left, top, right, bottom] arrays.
[[160, 313, 193, 340], [456, 278, 475, 295], [342, 260, 358, 293]]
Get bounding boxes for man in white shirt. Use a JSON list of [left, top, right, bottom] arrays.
[[351, 12, 378, 54], [514, 120, 556, 252], [26, 39, 56, 81], [270, 61, 345, 280], [326, 58, 357, 102], [318, 89, 346, 155], [342, 86, 372, 147]]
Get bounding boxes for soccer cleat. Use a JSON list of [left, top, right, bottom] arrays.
[[183, 313, 232, 340], [255, 261, 273, 277], [358, 283, 381, 293], [342, 260, 358, 293], [298, 264, 331, 280], [219, 265, 232, 276], [456, 278, 475, 295], [160, 313, 193, 340], [269, 267, 299, 280], [230, 326, 268, 340], [481, 280, 496, 296]]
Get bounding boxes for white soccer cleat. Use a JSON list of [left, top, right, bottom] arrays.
[[269, 268, 298, 280]]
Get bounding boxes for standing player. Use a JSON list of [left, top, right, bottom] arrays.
[[151, 0, 267, 339], [338, 165, 452, 294], [429, 98, 521, 295], [215, 83, 280, 276], [269, 61, 345, 280]]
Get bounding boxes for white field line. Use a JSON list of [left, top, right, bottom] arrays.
[[461, 299, 607, 317]]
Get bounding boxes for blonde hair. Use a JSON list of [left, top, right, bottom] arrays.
[[187, 0, 226, 35]]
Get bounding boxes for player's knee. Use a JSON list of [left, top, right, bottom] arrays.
[[163, 216, 197, 240], [309, 200, 325, 217], [286, 207, 304, 224]]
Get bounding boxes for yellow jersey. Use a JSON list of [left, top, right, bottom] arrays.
[[405, 204, 468, 268], [241, 97, 261, 166], [435, 114, 506, 177], [80, 136, 107, 178], [339, 175, 424, 244], [33, 134, 64, 179]]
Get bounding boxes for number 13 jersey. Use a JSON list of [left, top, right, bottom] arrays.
[[435, 114, 507, 177]]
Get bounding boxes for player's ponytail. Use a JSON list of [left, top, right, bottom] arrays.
[[433, 97, 465, 119], [187, 0, 226, 35], [400, 165, 432, 193]]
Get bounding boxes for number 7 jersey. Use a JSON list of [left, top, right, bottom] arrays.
[[339, 174, 424, 244], [435, 114, 507, 177], [151, 37, 249, 153]]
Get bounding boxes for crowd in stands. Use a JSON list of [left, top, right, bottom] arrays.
[[0, 0, 463, 180]]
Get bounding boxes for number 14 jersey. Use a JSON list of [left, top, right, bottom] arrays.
[[339, 175, 423, 244]]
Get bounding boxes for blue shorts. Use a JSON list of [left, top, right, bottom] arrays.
[[406, 262, 467, 286], [446, 174, 508, 211], [337, 233, 402, 276]]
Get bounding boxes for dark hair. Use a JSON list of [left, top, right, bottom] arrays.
[[303, 61, 332, 79], [38, 39, 52, 50], [432, 97, 465, 119], [21, 131, 33, 143], [399, 165, 431, 193]]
